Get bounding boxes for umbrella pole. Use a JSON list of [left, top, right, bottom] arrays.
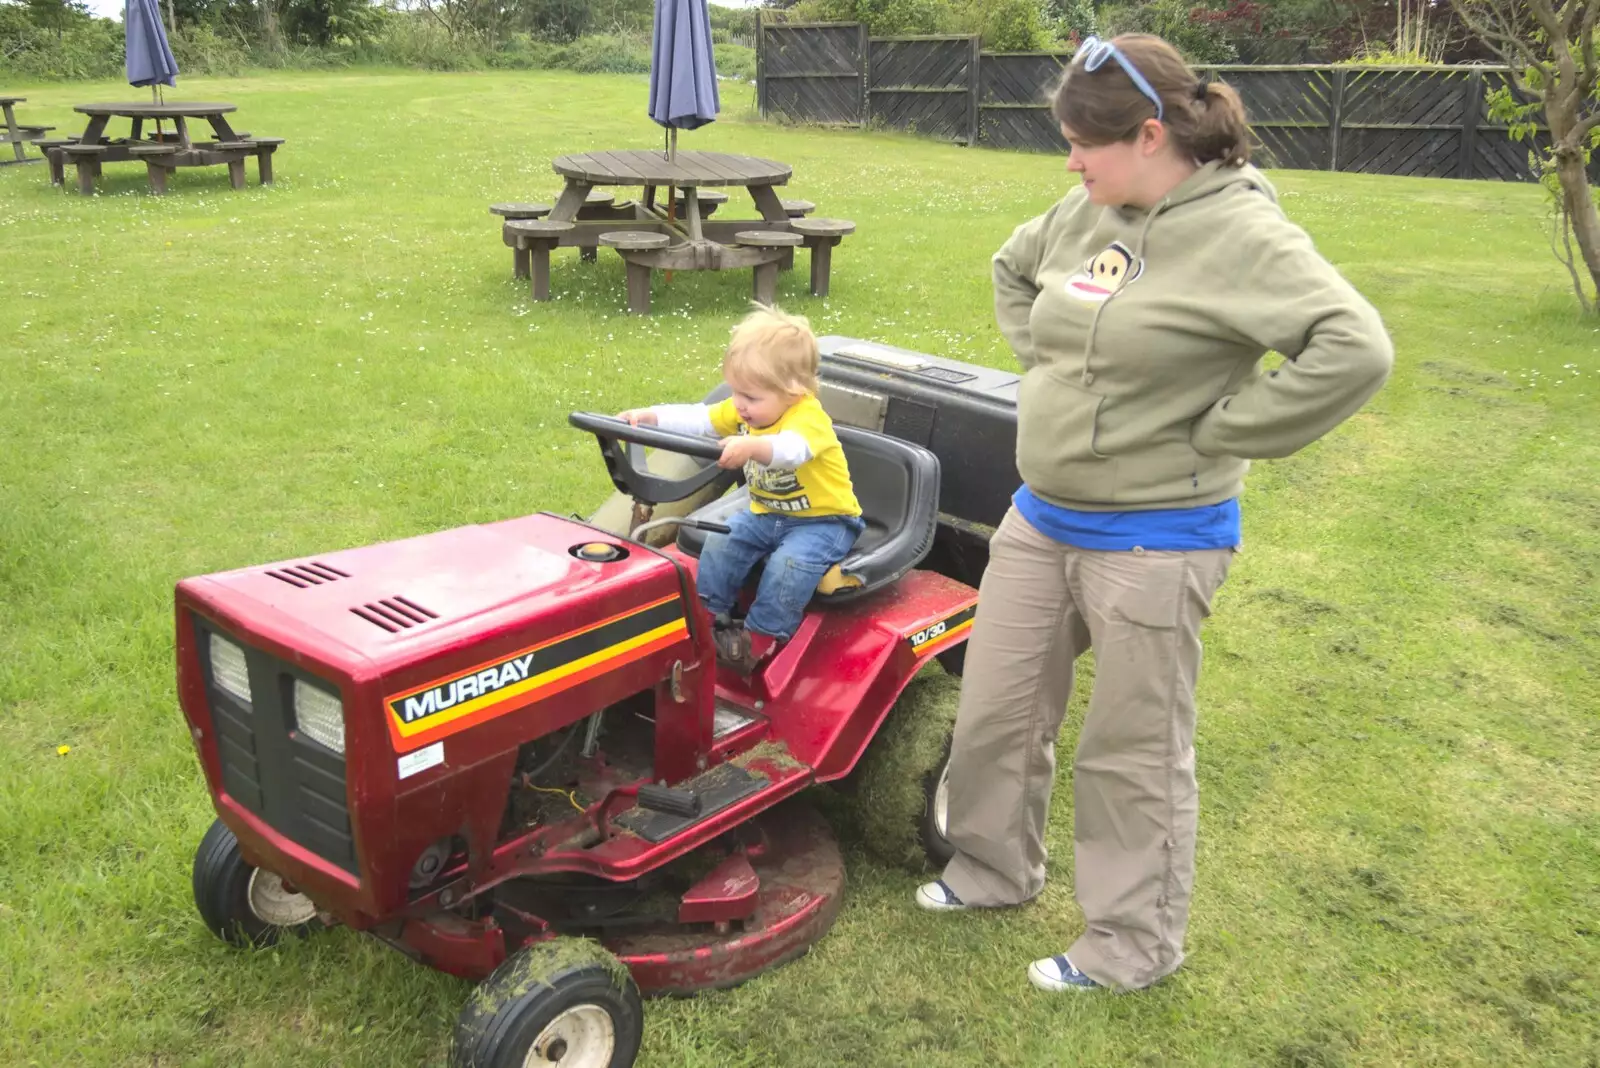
[[666, 184, 676, 283], [151, 85, 162, 144]]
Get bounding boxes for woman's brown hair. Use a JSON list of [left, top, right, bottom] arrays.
[[1051, 33, 1252, 166]]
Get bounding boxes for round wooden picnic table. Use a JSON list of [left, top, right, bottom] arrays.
[[75, 102, 237, 117], [73, 102, 240, 149], [550, 150, 795, 240], [553, 149, 791, 188]]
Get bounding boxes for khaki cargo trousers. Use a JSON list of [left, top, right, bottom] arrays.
[[940, 506, 1232, 990]]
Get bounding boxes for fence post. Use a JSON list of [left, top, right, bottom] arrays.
[[967, 37, 981, 147], [755, 10, 765, 117], [1328, 67, 1347, 171], [859, 24, 870, 127], [1458, 68, 1483, 180]]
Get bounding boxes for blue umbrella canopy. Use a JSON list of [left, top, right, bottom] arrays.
[[648, 0, 720, 141], [125, 0, 178, 91]]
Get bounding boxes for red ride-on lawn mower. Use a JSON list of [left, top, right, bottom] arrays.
[[177, 340, 1020, 1067]]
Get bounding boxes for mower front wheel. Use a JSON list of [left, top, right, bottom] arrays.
[[192, 818, 319, 948], [453, 939, 643, 1068]]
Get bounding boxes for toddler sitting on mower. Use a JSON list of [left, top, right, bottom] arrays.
[[619, 305, 863, 673]]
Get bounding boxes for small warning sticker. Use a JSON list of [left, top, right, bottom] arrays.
[[398, 741, 444, 780]]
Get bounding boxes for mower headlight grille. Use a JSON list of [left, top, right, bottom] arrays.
[[293, 679, 345, 755], [208, 635, 252, 705]]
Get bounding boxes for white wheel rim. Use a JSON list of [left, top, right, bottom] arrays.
[[523, 1004, 616, 1067], [933, 760, 952, 840], [247, 868, 317, 927]]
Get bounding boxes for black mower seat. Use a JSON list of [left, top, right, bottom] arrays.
[[675, 425, 940, 603]]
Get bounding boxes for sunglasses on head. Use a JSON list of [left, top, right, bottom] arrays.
[[1075, 36, 1165, 122]]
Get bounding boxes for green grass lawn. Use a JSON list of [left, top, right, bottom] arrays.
[[2, 68, 1597, 1067]]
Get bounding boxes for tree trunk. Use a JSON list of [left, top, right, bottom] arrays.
[[262, 0, 283, 54], [1556, 151, 1600, 306], [1546, 83, 1600, 308]]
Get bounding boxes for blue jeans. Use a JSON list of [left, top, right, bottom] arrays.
[[696, 510, 865, 640]]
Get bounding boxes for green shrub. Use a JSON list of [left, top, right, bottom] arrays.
[[787, 0, 1053, 50], [788, 0, 945, 38], [1336, 48, 1441, 67], [553, 32, 651, 74], [949, 0, 1050, 51], [0, 5, 123, 80], [714, 43, 755, 82], [1097, 0, 1236, 63], [170, 24, 251, 76], [349, 15, 492, 71]]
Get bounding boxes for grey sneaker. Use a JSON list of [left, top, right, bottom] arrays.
[[914, 879, 968, 912], [1028, 955, 1104, 992]]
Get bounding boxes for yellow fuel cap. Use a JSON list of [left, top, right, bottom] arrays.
[[572, 542, 625, 563]]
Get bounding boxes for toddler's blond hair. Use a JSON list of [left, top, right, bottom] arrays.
[[723, 304, 819, 397]]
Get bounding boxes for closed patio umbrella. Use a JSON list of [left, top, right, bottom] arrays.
[[125, 0, 178, 104], [648, 0, 719, 160]]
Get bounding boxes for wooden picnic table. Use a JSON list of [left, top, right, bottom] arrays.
[[1, 96, 51, 166], [46, 102, 281, 194], [500, 149, 853, 312], [550, 150, 794, 243], [73, 101, 242, 147]]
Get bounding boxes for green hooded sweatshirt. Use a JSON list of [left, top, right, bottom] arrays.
[[995, 160, 1394, 512]]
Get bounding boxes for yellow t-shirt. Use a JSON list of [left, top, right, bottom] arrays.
[[708, 395, 861, 518]]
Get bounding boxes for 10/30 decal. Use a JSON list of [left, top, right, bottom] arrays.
[[906, 603, 976, 653]]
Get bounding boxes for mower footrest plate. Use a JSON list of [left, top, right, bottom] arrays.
[[713, 699, 761, 739], [617, 763, 765, 843]]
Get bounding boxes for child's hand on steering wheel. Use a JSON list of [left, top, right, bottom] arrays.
[[617, 409, 658, 427], [717, 436, 773, 469]]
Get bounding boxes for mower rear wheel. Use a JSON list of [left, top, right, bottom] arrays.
[[192, 818, 319, 947], [453, 939, 643, 1068], [921, 735, 957, 870], [852, 668, 960, 871]]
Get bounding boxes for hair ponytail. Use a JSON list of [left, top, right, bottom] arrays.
[[1188, 80, 1251, 167]]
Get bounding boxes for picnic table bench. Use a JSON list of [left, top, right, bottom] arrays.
[[1, 96, 52, 166], [492, 150, 856, 313]]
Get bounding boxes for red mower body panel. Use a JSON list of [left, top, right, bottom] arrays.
[[176, 513, 705, 925]]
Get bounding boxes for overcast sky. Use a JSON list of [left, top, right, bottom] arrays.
[[84, 0, 762, 19]]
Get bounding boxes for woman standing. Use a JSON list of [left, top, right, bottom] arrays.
[[915, 34, 1394, 993]]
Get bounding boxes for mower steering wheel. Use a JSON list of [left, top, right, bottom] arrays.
[[568, 412, 731, 504]]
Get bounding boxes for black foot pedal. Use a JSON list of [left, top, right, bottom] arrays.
[[637, 785, 701, 818], [617, 763, 765, 843]]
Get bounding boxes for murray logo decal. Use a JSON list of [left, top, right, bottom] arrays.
[[397, 653, 539, 724], [383, 595, 687, 753]]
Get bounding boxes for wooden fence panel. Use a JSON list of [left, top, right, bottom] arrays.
[[868, 37, 975, 143], [1341, 127, 1463, 177], [1218, 67, 1337, 169], [1473, 70, 1600, 183], [980, 107, 1066, 153], [1342, 68, 1466, 126], [978, 53, 1068, 153], [760, 22, 865, 126], [979, 52, 1066, 105], [754, 24, 1600, 183]]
